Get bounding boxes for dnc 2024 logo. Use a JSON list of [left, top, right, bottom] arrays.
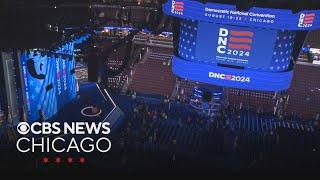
[[298, 13, 315, 28], [217, 28, 254, 57], [209, 72, 251, 83], [171, 0, 184, 15]]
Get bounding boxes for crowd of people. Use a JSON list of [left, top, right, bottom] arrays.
[[115, 96, 320, 169]]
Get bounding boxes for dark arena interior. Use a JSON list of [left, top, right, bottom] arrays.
[[0, 0, 320, 176]]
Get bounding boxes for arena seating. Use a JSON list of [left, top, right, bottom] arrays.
[[228, 88, 275, 113], [128, 47, 176, 96], [120, 97, 319, 163], [286, 63, 320, 119], [305, 31, 320, 49], [129, 8, 151, 25], [238, 110, 315, 134]]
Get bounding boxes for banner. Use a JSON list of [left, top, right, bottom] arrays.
[[172, 55, 293, 91]]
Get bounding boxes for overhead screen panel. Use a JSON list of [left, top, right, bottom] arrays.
[[178, 19, 295, 72]]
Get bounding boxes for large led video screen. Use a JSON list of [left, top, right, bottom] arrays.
[[178, 20, 295, 72], [21, 44, 77, 122]]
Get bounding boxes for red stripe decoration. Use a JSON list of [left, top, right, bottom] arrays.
[[228, 43, 252, 50], [304, 20, 314, 24], [304, 17, 315, 21], [174, 8, 184, 11], [175, 2, 184, 5], [174, 1, 184, 11], [229, 37, 252, 44], [305, 13, 316, 17], [174, 5, 184, 11], [230, 30, 254, 37]]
